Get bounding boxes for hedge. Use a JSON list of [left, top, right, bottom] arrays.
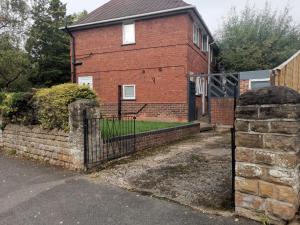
[[0, 92, 35, 125], [0, 83, 97, 130]]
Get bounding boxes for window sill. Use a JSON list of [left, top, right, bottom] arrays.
[[122, 43, 136, 46], [122, 99, 136, 101], [193, 43, 201, 50]]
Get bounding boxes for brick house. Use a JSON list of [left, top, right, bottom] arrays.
[[64, 0, 216, 121], [239, 70, 271, 94]]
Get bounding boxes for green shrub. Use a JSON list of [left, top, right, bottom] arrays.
[[0, 92, 35, 125], [34, 83, 97, 130], [0, 92, 5, 105]]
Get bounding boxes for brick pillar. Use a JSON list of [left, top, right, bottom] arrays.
[[235, 87, 300, 225], [68, 99, 99, 170]]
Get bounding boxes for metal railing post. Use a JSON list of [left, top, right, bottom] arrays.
[[83, 109, 89, 169], [231, 84, 238, 209], [133, 116, 136, 152]]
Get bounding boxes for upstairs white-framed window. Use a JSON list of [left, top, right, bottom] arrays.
[[202, 34, 208, 52], [122, 84, 136, 100], [122, 22, 135, 45], [193, 24, 200, 47], [78, 76, 93, 89]]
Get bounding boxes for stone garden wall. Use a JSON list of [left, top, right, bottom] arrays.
[[0, 99, 199, 171], [0, 100, 98, 170], [3, 124, 72, 168], [235, 87, 300, 225]]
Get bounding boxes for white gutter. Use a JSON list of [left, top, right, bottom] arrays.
[[62, 5, 195, 30], [190, 7, 213, 41]]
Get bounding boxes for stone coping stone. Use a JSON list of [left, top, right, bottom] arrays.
[[238, 86, 300, 106]]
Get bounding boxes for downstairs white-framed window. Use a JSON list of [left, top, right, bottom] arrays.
[[78, 76, 93, 89], [249, 78, 270, 90], [122, 84, 136, 100]]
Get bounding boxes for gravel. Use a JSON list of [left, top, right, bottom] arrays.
[[90, 130, 233, 211]]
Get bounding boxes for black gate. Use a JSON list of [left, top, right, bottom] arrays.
[[231, 84, 238, 209], [83, 113, 136, 169], [188, 81, 196, 121]]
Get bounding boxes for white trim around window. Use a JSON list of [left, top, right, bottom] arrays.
[[78, 76, 93, 89], [202, 34, 208, 52], [122, 22, 135, 45], [249, 78, 270, 90], [122, 84, 136, 100], [193, 24, 201, 48]]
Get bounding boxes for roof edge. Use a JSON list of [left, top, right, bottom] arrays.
[[190, 7, 213, 41], [273, 50, 300, 71], [61, 5, 195, 31]]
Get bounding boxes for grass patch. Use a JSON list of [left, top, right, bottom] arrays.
[[100, 120, 192, 138]]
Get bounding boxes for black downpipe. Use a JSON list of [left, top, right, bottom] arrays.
[[118, 85, 122, 120], [64, 22, 76, 83]]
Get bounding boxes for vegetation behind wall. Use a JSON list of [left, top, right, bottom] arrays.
[[0, 84, 97, 130]]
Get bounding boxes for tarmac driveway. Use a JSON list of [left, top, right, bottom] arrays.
[[0, 153, 259, 225]]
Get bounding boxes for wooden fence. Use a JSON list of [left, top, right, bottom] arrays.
[[272, 50, 300, 92]]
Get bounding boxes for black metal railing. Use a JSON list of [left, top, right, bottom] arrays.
[[209, 73, 240, 98], [84, 113, 136, 169]]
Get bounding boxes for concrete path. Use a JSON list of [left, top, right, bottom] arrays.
[[0, 153, 259, 225]]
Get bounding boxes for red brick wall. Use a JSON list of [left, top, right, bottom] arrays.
[[101, 123, 200, 160], [240, 80, 250, 94], [135, 123, 200, 151], [210, 98, 235, 126], [101, 102, 188, 122], [187, 15, 209, 74], [72, 14, 209, 121]]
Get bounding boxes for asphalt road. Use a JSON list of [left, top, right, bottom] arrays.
[[0, 153, 259, 225]]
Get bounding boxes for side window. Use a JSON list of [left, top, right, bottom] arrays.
[[249, 79, 270, 90], [78, 76, 93, 89], [193, 24, 200, 47], [123, 22, 135, 45], [122, 85, 136, 100], [202, 34, 208, 52]]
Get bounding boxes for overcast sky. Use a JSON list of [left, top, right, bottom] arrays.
[[61, 0, 300, 33]]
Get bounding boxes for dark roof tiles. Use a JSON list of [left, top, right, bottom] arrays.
[[74, 0, 191, 25]]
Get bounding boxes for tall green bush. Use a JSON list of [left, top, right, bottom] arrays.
[[0, 83, 97, 130], [34, 83, 96, 130]]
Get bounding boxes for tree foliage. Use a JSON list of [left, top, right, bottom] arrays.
[[0, 0, 31, 91], [0, 35, 31, 91], [70, 10, 88, 24], [217, 3, 300, 72], [0, 0, 89, 90], [0, 0, 29, 40], [25, 0, 71, 87]]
